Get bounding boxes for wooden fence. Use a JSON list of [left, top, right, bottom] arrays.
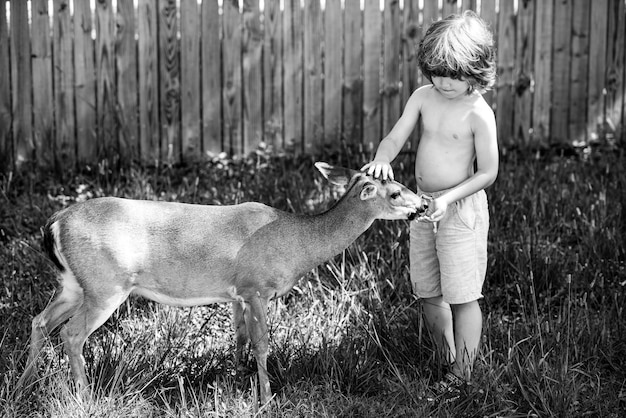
[[0, 0, 625, 170]]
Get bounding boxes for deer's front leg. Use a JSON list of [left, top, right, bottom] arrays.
[[243, 294, 271, 404], [232, 300, 248, 369]]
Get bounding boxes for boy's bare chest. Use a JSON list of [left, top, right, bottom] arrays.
[[421, 107, 474, 144]]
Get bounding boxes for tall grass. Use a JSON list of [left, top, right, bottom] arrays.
[[0, 145, 624, 416]]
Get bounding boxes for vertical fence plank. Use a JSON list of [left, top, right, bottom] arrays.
[[551, 0, 571, 143], [442, 0, 457, 17], [606, 0, 625, 141], [343, 0, 362, 144], [138, 0, 159, 163], [422, 0, 439, 47], [53, 0, 75, 167], [402, 0, 420, 104], [181, 0, 201, 160], [117, 0, 139, 163], [533, 0, 553, 144], [243, 0, 263, 154], [1, 0, 624, 169], [263, 0, 283, 150], [74, 0, 97, 164], [569, 0, 590, 144], [202, 0, 222, 155], [159, 0, 181, 162], [479, 0, 497, 109], [96, 0, 117, 161], [0, 0, 11, 170], [304, 0, 322, 152], [363, 1, 382, 150], [223, 0, 243, 155], [588, 0, 609, 139], [403, 0, 421, 149], [383, 0, 401, 137], [324, 0, 342, 143], [514, 0, 534, 145], [31, 0, 54, 166], [284, 0, 303, 152], [461, 0, 476, 12], [11, 0, 33, 166], [496, 0, 515, 146]]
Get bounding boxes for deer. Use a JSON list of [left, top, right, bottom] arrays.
[[18, 162, 426, 404]]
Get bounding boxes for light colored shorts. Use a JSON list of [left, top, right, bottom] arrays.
[[410, 189, 489, 304]]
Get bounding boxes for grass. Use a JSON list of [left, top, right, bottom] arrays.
[[1, 144, 625, 417]]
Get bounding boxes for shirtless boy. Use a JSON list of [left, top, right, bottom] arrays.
[[362, 11, 499, 390]]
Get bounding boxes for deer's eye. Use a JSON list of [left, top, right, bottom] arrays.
[[390, 191, 401, 200]]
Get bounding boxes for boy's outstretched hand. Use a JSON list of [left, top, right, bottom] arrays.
[[361, 161, 395, 181]]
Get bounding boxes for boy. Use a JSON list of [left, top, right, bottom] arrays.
[[362, 11, 498, 390]]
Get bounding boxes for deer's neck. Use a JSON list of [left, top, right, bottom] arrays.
[[303, 194, 375, 261]]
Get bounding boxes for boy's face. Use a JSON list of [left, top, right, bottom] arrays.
[[431, 76, 471, 99]]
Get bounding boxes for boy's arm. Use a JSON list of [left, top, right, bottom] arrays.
[[425, 105, 498, 221], [362, 88, 425, 180]]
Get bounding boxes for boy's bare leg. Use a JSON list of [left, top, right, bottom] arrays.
[[450, 300, 482, 381], [422, 296, 456, 366]]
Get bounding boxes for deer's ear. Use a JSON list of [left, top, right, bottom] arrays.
[[360, 184, 377, 201], [315, 162, 356, 186]]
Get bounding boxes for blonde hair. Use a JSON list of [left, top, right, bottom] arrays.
[[418, 11, 496, 93]]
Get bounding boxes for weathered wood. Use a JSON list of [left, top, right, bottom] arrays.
[[53, 0, 75, 167], [533, 0, 553, 144], [96, 0, 116, 161], [514, 0, 534, 146], [588, 0, 609, 139], [442, 0, 458, 18], [0, 0, 11, 170], [31, 0, 54, 166], [569, 0, 591, 144], [1, 0, 624, 167], [223, 0, 243, 155], [243, 0, 263, 154], [606, 0, 625, 141], [304, 0, 323, 152], [551, 0, 571, 144], [181, 0, 201, 160], [159, 0, 181, 163], [74, 0, 97, 164], [324, 0, 343, 143], [383, 0, 401, 138], [137, 0, 160, 163], [11, 0, 33, 166], [496, 0, 515, 146], [421, 0, 439, 49], [263, 0, 283, 150], [283, 0, 303, 152], [479, 0, 497, 108], [117, 0, 139, 163], [343, 0, 362, 144], [363, 1, 381, 150], [402, 0, 421, 149], [202, 0, 223, 155]]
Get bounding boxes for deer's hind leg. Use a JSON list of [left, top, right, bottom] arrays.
[[59, 287, 131, 391], [19, 271, 84, 388]]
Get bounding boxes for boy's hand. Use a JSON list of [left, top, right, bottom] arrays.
[[418, 196, 448, 223], [361, 161, 395, 181]]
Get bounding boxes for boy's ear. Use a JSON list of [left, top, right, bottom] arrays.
[[315, 162, 357, 187]]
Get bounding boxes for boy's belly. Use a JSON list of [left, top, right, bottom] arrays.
[[415, 140, 475, 192]]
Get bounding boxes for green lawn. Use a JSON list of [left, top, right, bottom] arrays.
[[1, 146, 624, 417]]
